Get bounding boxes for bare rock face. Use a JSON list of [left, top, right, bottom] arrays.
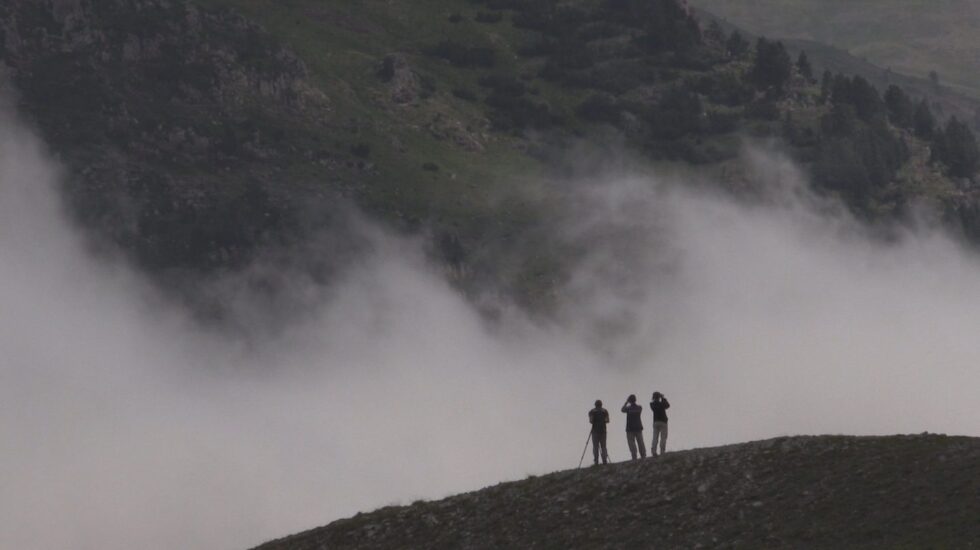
[[425, 113, 485, 152], [380, 53, 420, 105]]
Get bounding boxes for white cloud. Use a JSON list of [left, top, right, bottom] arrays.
[[1, 111, 977, 550]]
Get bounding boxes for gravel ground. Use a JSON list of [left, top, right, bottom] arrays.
[[253, 434, 980, 549]]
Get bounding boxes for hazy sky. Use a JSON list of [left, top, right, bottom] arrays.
[[1, 109, 978, 549]]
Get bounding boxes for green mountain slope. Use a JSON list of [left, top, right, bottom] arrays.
[[690, 0, 980, 100], [253, 434, 980, 549], [3, 0, 980, 313]]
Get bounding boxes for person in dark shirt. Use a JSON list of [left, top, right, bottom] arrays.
[[650, 391, 670, 456], [588, 400, 610, 465], [621, 394, 646, 460]]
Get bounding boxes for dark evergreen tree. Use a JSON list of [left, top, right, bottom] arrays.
[[913, 99, 935, 139], [853, 122, 907, 187], [829, 75, 884, 123], [814, 123, 908, 204], [650, 87, 704, 139], [725, 30, 749, 59], [819, 70, 833, 104], [703, 71, 754, 106], [705, 20, 725, 44], [932, 129, 949, 170], [577, 93, 620, 124], [750, 38, 792, 92], [933, 117, 980, 178], [816, 89, 909, 204], [782, 112, 800, 143], [883, 85, 914, 129], [814, 139, 872, 199], [848, 77, 885, 123], [821, 103, 859, 137], [796, 51, 813, 81], [830, 73, 850, 103]]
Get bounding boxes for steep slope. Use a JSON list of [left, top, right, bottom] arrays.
[[3, 0, 980, 314], [254, 435, 980, 549], [0, 0, 563, 311], [0, 0, 334, 272]]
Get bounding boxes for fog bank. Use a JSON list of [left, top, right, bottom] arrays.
[[1, 113, 978, 550]]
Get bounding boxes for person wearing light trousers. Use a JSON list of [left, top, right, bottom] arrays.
[[650, 391, 670, 456]]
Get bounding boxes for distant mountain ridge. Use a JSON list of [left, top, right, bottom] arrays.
[[252, 434, 980, 549], [690, 10, 980, 131], [690, 0, 980, 100]]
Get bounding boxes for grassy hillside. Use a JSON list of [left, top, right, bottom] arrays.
[[186, 0, 596, 310], [253, 434, 980, 549], [3, 0, 980, 314], [196, 0, 551, 218], [691, 0, 980, 100]]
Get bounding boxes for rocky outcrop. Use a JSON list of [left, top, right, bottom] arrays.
[[253, 434, 980, 549], [380, 53, 421, 105]]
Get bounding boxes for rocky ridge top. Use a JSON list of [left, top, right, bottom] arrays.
[[254, 434, 980, 549]]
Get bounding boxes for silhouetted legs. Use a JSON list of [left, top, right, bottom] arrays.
[[626, 431, 646, 460], [591, 432, 608, 464], [652, 421, 668, 456]]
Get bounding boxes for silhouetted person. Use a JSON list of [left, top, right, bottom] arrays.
[[621, 395, 646, 459], [650, 391, 670, 456], [589, 400, 609, 465]]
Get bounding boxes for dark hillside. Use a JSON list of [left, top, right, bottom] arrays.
[[0, 0, 332, 273], [4, 0, 980, 313], [254, 434, 980, 549]]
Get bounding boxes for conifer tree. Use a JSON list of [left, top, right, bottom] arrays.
[[751, 38, 792, 92], [934, 117, 980, 178], [819, 70, 833, 104], [883, 85, 914, 129], [705, 20, 725, 44], [913, 99, 935, 139], [847, 76, 885, 123], [797, 51, 813, 81], [725, 30, 749, 59]]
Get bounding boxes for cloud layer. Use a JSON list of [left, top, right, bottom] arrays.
[[1, 112, 978, 550]]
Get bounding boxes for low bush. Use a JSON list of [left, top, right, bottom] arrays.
[[452, 88, 478, 101], [475, 11, 503, 23], [425, 40, 496, 68]]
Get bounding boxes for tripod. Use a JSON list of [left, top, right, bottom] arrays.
[[577, 430, 591, 468], [578, 430, 611, 468]]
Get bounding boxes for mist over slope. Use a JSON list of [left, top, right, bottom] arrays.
[[5, 0, 980, 315], [3, 103, 980, 550]]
